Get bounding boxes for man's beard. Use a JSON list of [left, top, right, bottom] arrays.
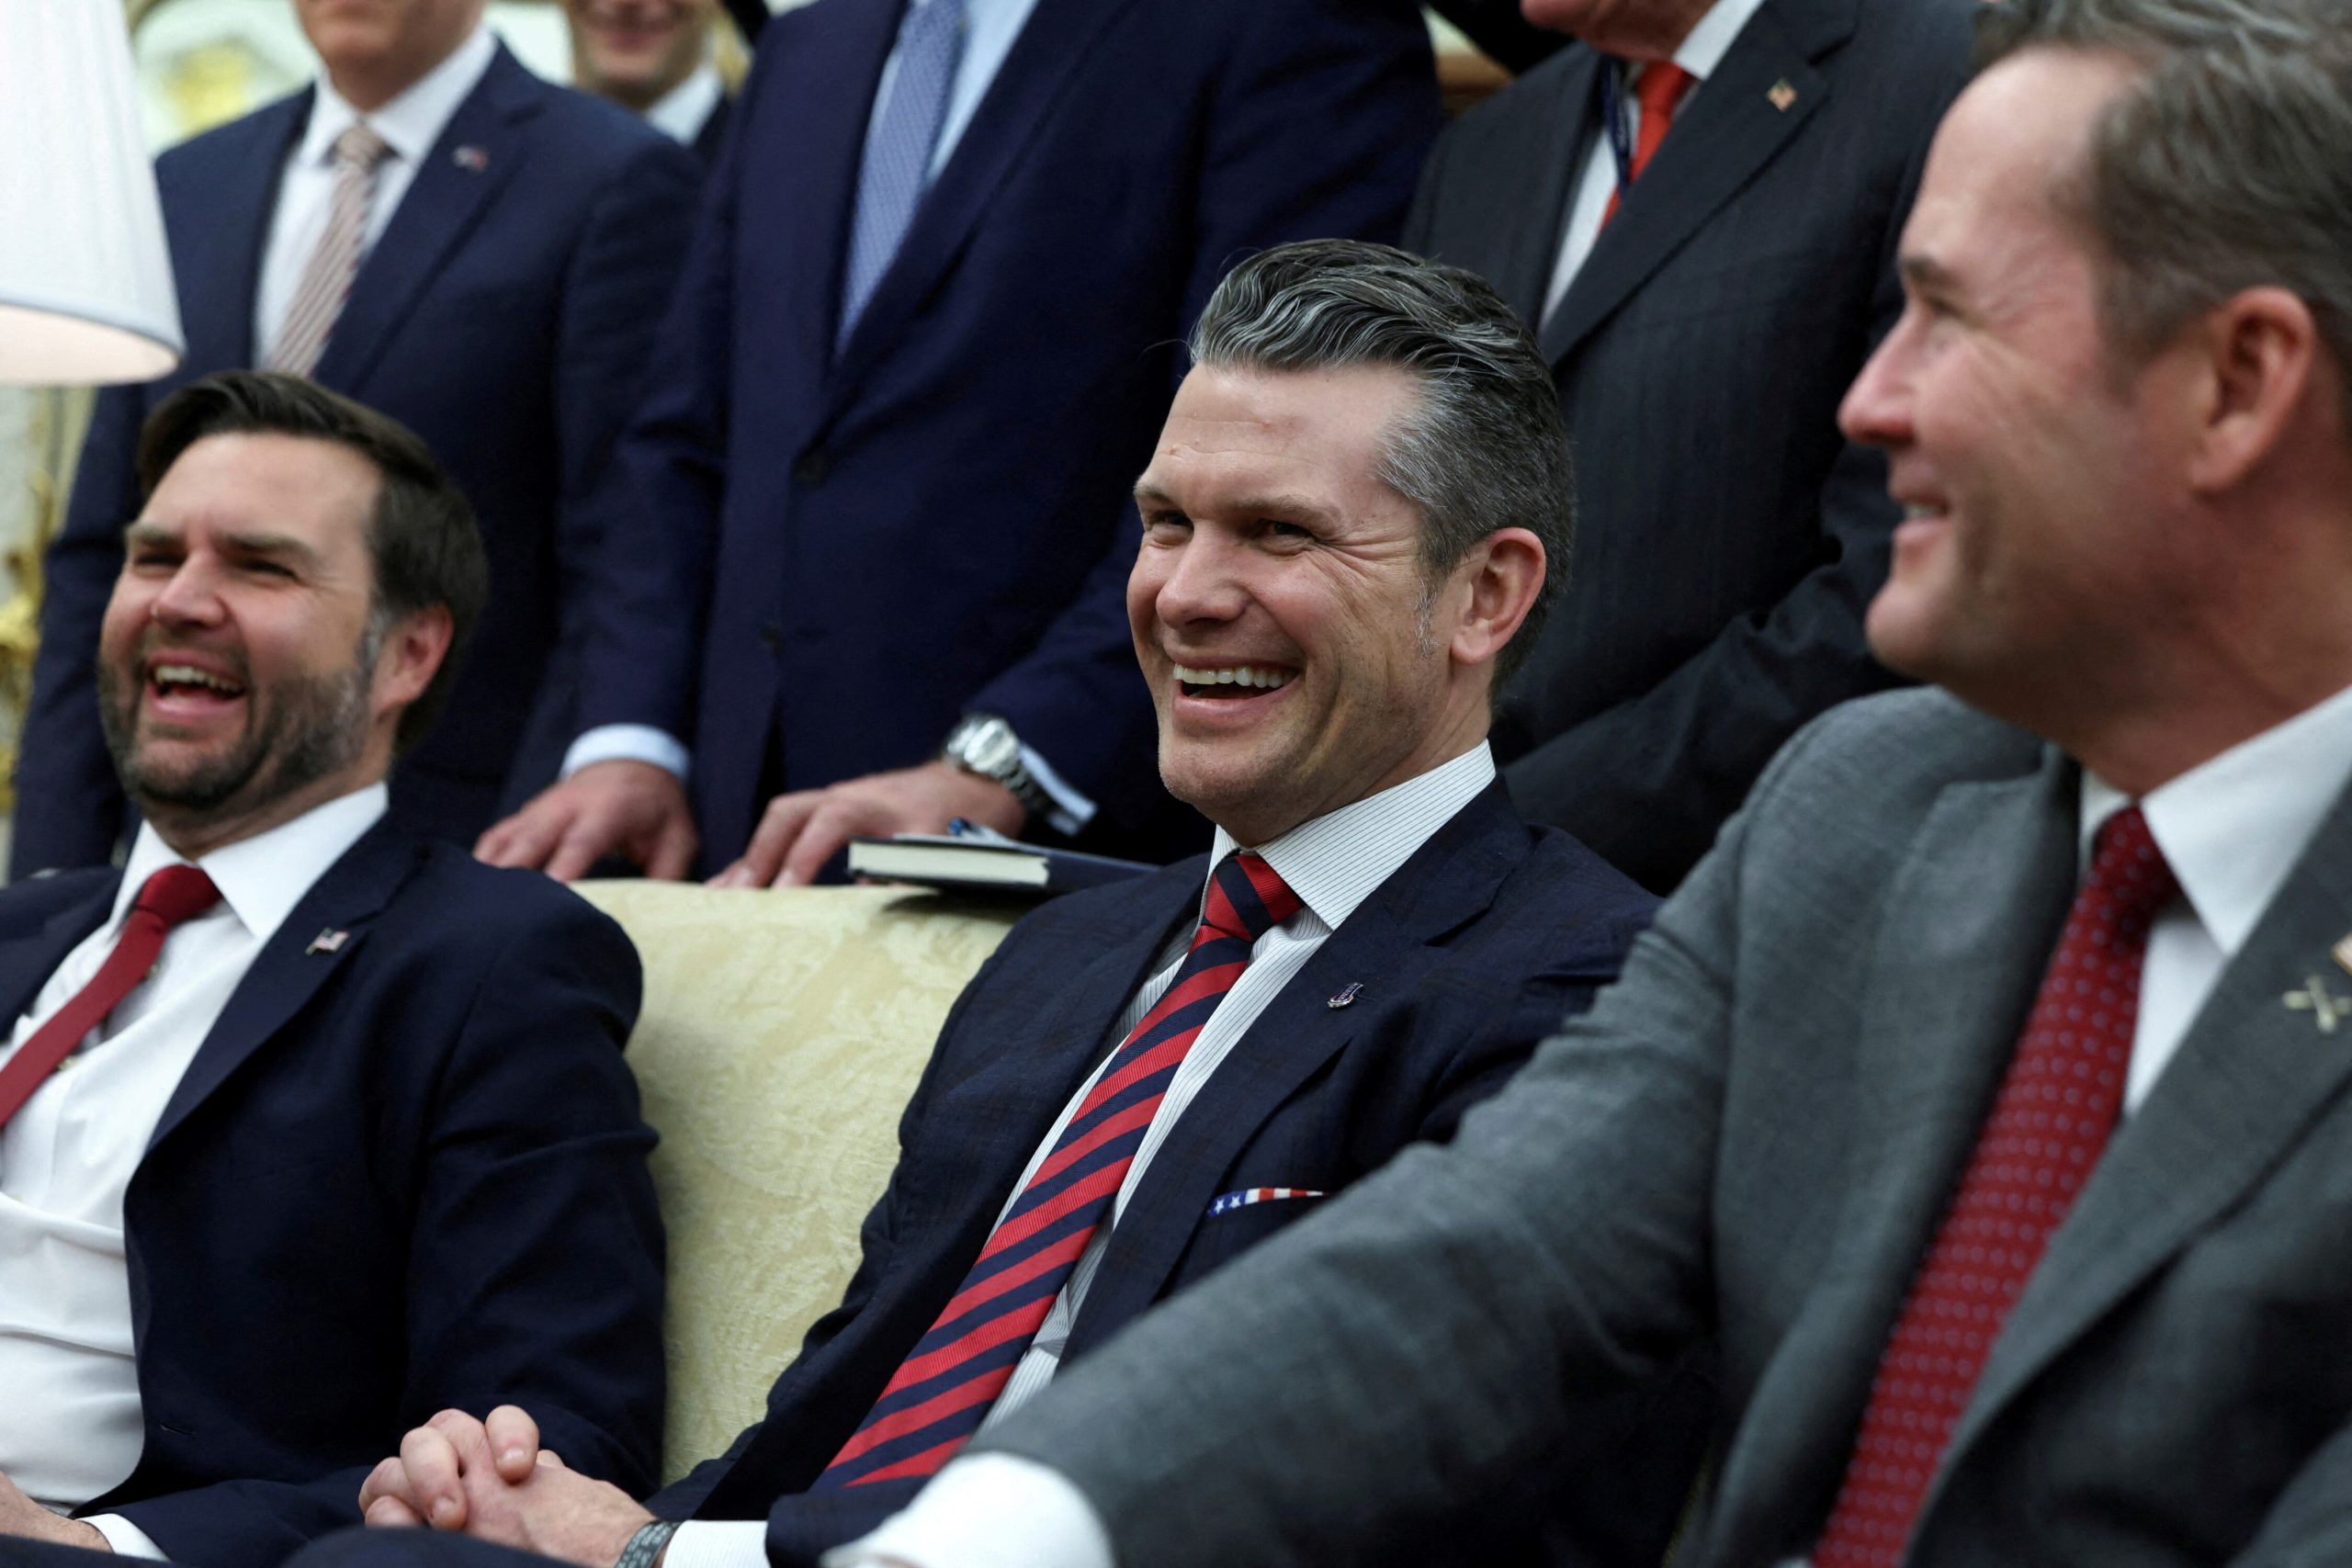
[[97, 620, 380, 820]]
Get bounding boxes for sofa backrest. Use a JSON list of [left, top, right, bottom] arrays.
[[577, 882, 1020, 1479]]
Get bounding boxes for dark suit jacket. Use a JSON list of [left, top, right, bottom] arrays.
[[12, 48, 701, 878], [0, 824, 664, 1568], [574, 0, 1442, 871], [628, 783, 1698, 1565], [1406, 0, 1973, 892], [985, 689, 2352, 1566]]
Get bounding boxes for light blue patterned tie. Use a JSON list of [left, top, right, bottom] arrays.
[[838, 0, 967, 351]]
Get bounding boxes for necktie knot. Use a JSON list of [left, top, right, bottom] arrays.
[[332, 123, 390, 173], [2085, 805, 2178, 938], [134, 864, 222, 931], [1198, 852, 1303, 949], [1632, 61, 1695, 120]]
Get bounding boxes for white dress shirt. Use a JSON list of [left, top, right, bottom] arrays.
[[558, 0, 1094, 831], [645, 62, 725, 147], [664, 747, 1498, 1568], [1541, 0, 1770, 326], [842, 682, 2352, 1568], [253, 28, 499, 366], [0, 785, 388, 1556]]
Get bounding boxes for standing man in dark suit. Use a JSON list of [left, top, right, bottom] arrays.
[[1409, 0, 1973, 891], [13, 0, 701, 879], [474, 0, 1443, 886], [560, 0, 732, 164], [0, 374, 662, 1568], [332, 243, 1692, 1568], [751, 3, 2352, 1563]]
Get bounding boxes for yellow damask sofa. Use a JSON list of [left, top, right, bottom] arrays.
[[575, 882, 1021, 1482]]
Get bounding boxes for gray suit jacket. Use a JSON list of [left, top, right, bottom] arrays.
[[981, 688, 2352, 1566], [1407, 0, 1973, 892]]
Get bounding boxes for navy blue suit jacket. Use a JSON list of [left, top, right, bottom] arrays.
[[575, 0, 1442, 869], [12, 48, 701, 878], [641, 784, 1697, 1564], [0, 825, 664, 1568]]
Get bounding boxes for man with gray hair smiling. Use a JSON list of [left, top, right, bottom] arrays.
[[326, 240, 1702, 1568], [715, 0, 2352, 1562]]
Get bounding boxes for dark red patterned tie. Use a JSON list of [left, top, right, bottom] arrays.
[[815, 852, 1302, 1488], [1814, 806, 2177, 1566], [0, 864, 221, 1132]]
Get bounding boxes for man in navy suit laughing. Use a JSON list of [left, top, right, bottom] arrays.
[[0, 373, 662, 1568], [342, 243, 1704, 1568]]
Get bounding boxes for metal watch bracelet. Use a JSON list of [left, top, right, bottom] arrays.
[[614, 1519, 681, 1568]]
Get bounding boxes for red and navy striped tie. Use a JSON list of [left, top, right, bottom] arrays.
[[814, 851, 1303, 1488]]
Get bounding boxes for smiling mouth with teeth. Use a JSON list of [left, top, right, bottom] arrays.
[[149, 662, 250, 701], [1172, 663, 1296, 698]]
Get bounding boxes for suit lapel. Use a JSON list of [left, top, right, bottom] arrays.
[[311, 47, 536, 390], [830, 0, 1145, 386], [145, 825, 420, 1154], [1496, 51, 1604, 333], [195, 96, 307, 368], [1711, 749, 2078, 1561], [1932, 780, 2352, 1506], [0, 883, 119, 1034], [1539, 0, 1851, 367], [1063, 787, 1525, 1357]]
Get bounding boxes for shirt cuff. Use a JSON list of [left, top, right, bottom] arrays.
[[84, 1514, 167, 1559], [564, 724, 691, 783], [1018, 745, 1095, 838], [661, 1518, 771, 1568], [821, 1453, 1114, 1568]]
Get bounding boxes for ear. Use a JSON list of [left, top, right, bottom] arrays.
[[1443, 527, 1546, 672], [369, 605, 454, 723], [2184, 286, 2320, 494]]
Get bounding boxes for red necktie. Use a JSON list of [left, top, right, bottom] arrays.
[[813, 852, 1303, 1488], [1813, 806, 2178, 1566], [1601, 62, 1696, 229], [0, 864, 222, 1133]]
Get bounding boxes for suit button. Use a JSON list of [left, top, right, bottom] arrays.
[[760, 620, 782, 655], [794, 445, 831, 485]]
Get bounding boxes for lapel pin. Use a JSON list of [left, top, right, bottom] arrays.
[[2332, 934, 2352, 978], [1327, 982, 1362, 1010], [453, 145, 489, 172], [306, 928, 350, 956], [2284, 975, 2351, 1033], [1768, 78, 1799, 112]]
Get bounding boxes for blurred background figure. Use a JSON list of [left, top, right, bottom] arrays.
[[10, 0, 700, 881], [560, 0, 732, 161], [1411, 0, 1974, 893]]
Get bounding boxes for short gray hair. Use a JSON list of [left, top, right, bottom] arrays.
[[1977, 0, 2352, 402], [1186, 239, 1572, 685]]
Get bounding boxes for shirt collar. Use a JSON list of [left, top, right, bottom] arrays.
[[301, 26, 498, 171], [1204, 744, 1497, 933], [114, 784, 391, 945], [1670, 0, 1769, 82], [2079, 680, 2352, 957], [644, 62, 723, 145]]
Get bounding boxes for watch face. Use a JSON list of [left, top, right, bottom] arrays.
[[957, 716, 1022, 775]]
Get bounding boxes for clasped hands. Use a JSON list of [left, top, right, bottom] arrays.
[[358, 1407, 653, 1568]]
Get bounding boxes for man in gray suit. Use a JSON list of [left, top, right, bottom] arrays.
[[809, 0, 2352, 1562], [1409, 0, 1974, 892]]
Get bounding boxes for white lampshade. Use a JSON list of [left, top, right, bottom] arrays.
[[0, 0, 184, 385]]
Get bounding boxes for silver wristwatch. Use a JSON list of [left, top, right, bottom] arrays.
[[940, 713, 1053, 818]]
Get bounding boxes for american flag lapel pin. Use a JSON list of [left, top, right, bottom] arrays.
[[454, 145, 489, 172], [1768, 78, 1799, 112], [306, 928, 350, 956], [1327, 981, 1363, 1010]]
